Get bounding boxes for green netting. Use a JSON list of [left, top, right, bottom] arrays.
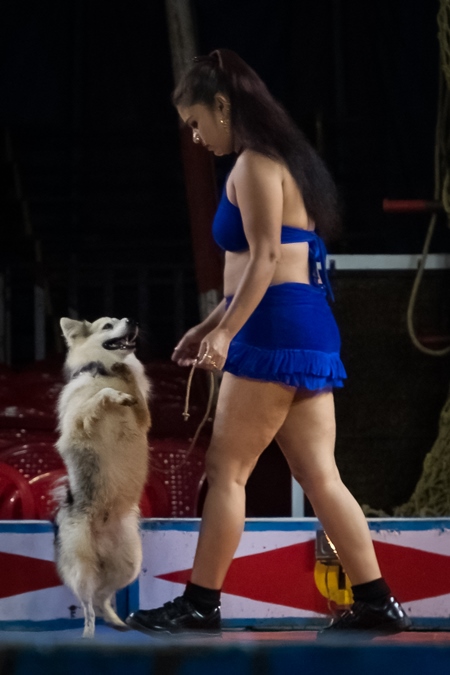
[[363, 386, 450, 517], [392, 387, 450, 516]]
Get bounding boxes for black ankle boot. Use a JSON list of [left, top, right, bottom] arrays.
[[318, 596, 412, 637], [126, 596, 221, 636]]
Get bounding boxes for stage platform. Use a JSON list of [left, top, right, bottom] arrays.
[[0, 625, 449, 675], [1, 517, 450, 673], [2, 518, 450, 631]]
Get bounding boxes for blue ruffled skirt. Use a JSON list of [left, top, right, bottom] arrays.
[[224, 283, 347, 390]]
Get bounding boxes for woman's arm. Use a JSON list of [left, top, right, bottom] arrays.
[[197, 152, 284, 367], [199, 297, 227, 333], [172, 298, 227, 366]]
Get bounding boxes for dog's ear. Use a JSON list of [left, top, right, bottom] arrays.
[[60, 318, 91, 345]]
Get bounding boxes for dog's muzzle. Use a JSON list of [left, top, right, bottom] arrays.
[[103, 324, 138, 351]]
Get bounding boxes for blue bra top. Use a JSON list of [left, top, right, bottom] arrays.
[[212, 185, 334, 300]]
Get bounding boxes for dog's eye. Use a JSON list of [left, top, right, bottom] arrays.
[[102, 323, 113, 330]]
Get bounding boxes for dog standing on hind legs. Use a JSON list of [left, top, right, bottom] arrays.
[[55, 316, 151, 638]]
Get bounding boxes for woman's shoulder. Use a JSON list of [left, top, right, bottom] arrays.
[[231, 149, 284, 184]]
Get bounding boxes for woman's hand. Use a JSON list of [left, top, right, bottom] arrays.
[[171, 325, 208, 367], [172, 325, 231, 370], [196, 326, 232, 371]]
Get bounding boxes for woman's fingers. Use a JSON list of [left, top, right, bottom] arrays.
[[173, 356, 198, 367]]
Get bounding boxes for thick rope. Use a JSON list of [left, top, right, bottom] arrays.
[[151, 362, 216, 475], [406, 20, 450, 356], [182, 361, 216, 454]]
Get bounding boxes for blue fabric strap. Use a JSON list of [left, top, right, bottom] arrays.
[[307, 234, 335, 302]]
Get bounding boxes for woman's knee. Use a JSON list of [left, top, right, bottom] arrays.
[[293, 463, 342, 500], [204, 443, 258, 489]]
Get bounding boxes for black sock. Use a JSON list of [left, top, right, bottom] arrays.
[[352, 577, 391, 606], [183, 581, 221, 613]]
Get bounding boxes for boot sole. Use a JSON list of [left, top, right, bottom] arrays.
[[317, 619, 412, 640], [125, 615, 222, 638]]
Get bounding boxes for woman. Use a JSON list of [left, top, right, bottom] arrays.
[[127, 49, 410, 636]]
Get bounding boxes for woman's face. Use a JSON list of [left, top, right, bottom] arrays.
[[177, 96, 233, 156]]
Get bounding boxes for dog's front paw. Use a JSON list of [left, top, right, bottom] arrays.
[[99, 388, 137, 407], [118, 393, 137, 407]]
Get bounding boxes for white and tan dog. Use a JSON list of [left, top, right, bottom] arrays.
[[55, 316, 151, 638]]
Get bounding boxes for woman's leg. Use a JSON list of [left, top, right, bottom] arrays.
[[191, 372, 296, 589], [276, 388, 411, 634], [126, 373, 297, 635], [275, 389, 381, 585]]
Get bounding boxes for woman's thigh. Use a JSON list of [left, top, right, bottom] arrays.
[[275, 389, 338, 491], [206, 372, 296, 483]]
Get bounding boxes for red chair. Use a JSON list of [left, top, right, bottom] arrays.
[[148, 438, 207, 517], [141, 471, 171, 517], [139, 489, 153, 518], [0, 442, 64, 480], [0, 368, 61, 432], [29, 469, 159, 521], [147, 360, 213, 438], [0, 462, 36, 519], [29, 471, 166, 520], [0, 429, 58, 449], [29, 469, 67, 520], [10, 376, 63, 410], [0, 405, 56, 431], [0, 438, 15, 451]]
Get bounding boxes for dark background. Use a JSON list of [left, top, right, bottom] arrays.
[[1, 0, 449, 515], [0, 0, 447, 265]]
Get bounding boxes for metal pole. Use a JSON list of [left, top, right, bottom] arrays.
[[165, 0, 197, 81], [34, 283, 46, 361], [70, 0, 84, 272], [291, 478, 305, 518], [165, 0, 223, 319], [0, 274, 5, 363], [4, 269, 12, 365]]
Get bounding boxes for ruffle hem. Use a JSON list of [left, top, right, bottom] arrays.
[[224, 341, 347, 390]]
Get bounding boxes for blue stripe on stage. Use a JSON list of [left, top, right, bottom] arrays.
[[367, 519, 450, 532], [138, 518, 450, 533], [127, 580, 140, 615], [223, 618, 325, 629], [140, 518, 322, 532], [1, 518, 449, 535], [0, 521, 55, 533], [0, 618, 85, 631]]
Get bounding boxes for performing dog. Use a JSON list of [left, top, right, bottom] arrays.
[[55, 316, 151, 638]]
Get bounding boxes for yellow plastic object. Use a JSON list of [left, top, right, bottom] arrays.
[[314, 561, 353, 607]]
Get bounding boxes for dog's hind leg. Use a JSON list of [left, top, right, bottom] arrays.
[[93, 511, 142, 632], [75, 576, 98, 638], [81, 597, 96, 639], [56, 513, 99, 638]]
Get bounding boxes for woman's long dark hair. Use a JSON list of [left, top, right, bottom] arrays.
[[172, 48, 341, 241]]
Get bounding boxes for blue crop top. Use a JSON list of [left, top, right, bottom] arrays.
[[212, 185, 334, 300]]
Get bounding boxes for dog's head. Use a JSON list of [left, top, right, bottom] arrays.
[[60, 317, 139, 370]]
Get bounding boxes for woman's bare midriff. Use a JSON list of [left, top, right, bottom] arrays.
[[224, 156, 314, 297], [223, 243, 311, 297]]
